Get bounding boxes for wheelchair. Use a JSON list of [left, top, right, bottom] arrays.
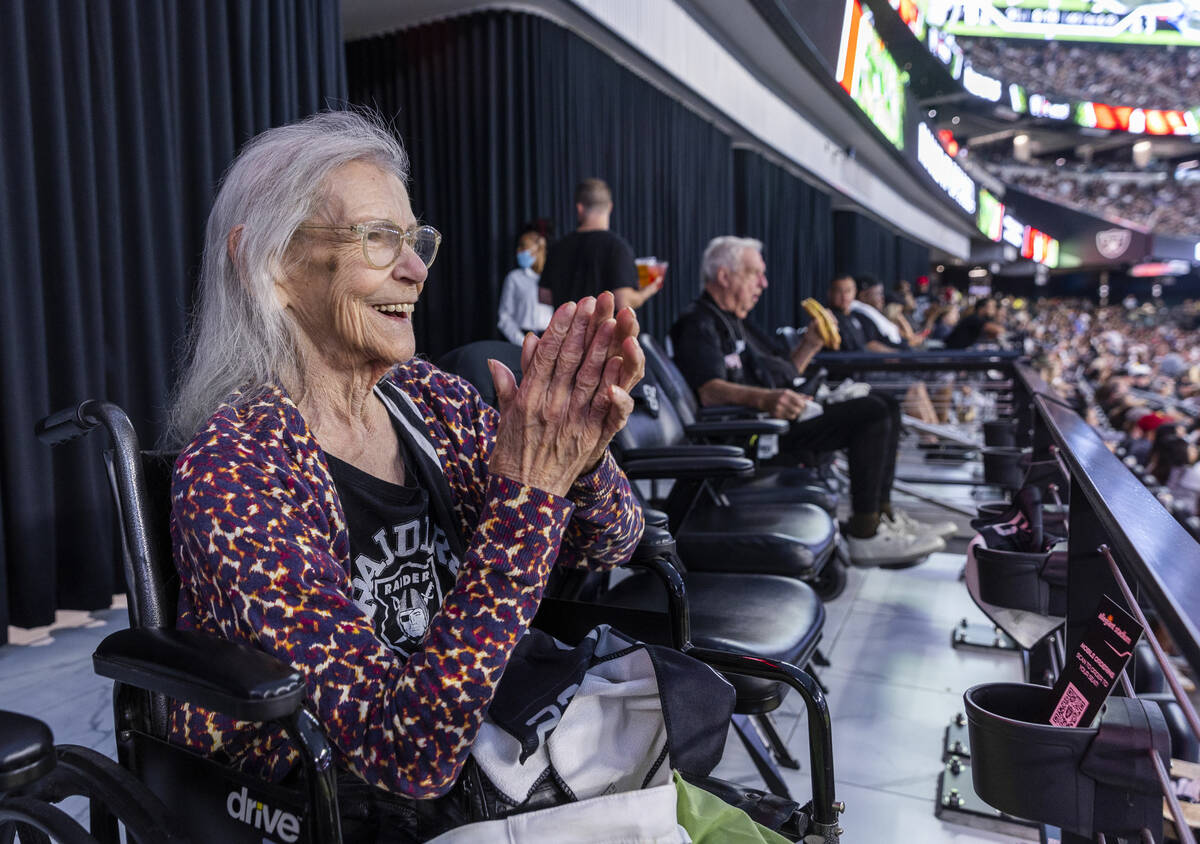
[[0, 707, 182, 843], [35, 399, 845, 843]]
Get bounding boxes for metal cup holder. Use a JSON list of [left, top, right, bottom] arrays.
[[983, 419, 1019, 448], [981, 447, 1027, 491], [965, 682, 1170, 839], [973, 547, 1066, 617]]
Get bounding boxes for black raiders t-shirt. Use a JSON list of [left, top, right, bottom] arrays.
[[538, 229, 638, 306], [326, 443, 462, 660]]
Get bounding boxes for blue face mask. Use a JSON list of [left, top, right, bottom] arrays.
[[516, 250, 535, 270]]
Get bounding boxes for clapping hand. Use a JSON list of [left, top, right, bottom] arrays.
[[487, 292, 645, 497]]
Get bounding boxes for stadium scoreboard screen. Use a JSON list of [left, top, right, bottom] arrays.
[[918, 0, 1200, 46], [837, 0, 909, 150]]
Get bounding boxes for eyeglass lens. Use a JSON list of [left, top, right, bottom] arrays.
[[364, 224, 440, 269]]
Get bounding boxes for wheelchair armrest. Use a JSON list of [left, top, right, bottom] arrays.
[[684, 645, 838, 831], [93, 628, 306, 722], [620, 455, 754, 480], [694, 405, 765, 421], [685, 419, 789, 438], [621, 445, 744, 461]]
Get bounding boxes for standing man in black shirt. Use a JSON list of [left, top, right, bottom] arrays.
[[539, 178, 663, 312], [670, 237, 946, 567]]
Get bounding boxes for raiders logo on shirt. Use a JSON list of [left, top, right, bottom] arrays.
[[349, 517, 458, 657]]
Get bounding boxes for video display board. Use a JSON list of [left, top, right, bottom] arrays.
[[778, 0, 858, 73], [837, 0, 909, 150], [917, 1, 1200, 46], [977, 188, 1004, 240]]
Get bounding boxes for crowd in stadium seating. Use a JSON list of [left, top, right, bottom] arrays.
[[957, 38, 1200, 109], [977, 160, 1200, 237], [1024, 298, 1200, 518]]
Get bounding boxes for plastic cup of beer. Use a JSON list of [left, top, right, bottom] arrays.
[[647, 261, 668, 287], [635, 257, 655, 288]]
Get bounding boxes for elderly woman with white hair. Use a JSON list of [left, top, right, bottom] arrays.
[[165, 111, 644, 837]]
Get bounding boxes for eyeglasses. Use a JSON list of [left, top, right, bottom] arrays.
[[298, 221, 443, 270]]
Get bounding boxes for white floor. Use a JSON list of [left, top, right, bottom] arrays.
[[709, 549, 1033, 843]]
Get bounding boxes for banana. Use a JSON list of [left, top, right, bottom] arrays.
[[801, 298, 841, 350]]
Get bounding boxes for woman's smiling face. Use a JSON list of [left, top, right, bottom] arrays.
[[280, 160, 428, 373]]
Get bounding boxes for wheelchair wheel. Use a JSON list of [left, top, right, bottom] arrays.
[[811, 557, 848, 601], [12, 747, 185, 844], [0, 799, 96, 843]]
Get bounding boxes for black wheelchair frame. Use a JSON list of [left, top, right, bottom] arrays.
[[33, 399, 843, 843]]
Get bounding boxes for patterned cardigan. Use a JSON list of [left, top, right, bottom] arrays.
[[169, 358, 644, 797]]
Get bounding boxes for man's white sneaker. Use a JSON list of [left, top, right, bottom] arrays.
[[886, 508, 957, 540], [845, 521, 946, 567]]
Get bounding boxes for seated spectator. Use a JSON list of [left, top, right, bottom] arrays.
[[943, 297, 1005, 349], [1120, 408, 1156, 466], [827, 274, 895, 352], [165, 111, 645, 835], [883, 300, 919, 347], [828, 274, 948, 427], [669, 236, 947, 566], [923, 303, 960, 345], [497, 228, 553, 344]]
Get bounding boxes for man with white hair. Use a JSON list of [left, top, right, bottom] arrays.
[[668, 236, 945, 567]]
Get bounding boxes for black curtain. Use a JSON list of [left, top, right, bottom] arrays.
[[833, 210, 898, 285], [894, 234, 931, 287], [833, 209, 931, 291], [346, 11, 736, 357], [0, 0, 345, 641], [733, 149, 833, 331]]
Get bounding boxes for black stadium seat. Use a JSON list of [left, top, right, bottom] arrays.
[[640, 335, 841, 517], [614, 362, 840, 589]]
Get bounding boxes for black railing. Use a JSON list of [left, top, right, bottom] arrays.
[[1014, 362, 1200, 674], [816, 349, 1199, 842]]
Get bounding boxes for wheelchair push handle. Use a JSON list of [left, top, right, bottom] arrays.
[[35, 400, 105, 446]]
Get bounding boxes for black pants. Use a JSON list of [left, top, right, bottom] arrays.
[[778, 393, 900, 516]]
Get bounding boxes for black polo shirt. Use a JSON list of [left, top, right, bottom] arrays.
[[669, 293, 800, 394], [832, 310, 870, 352]]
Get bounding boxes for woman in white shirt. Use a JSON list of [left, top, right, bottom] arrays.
[[497, 231, 553, 344]]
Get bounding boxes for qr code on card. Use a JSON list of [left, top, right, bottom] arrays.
[[1049, 682, 1089, 727]]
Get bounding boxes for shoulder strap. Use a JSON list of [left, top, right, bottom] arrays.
[[374, 380, 468, 560]]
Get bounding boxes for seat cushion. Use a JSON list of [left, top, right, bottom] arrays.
[[0, 710, 55, 790], [676, 501, 836, 579], [722, 481, 837, 516], [602, 572, 825, 714]]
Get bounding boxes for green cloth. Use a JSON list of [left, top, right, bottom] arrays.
[[673, 772, 791, 843]]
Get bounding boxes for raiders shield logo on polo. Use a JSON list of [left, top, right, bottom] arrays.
[[1096, 229, 1131, 260]]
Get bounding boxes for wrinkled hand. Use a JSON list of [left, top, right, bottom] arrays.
[[762, 388, 808, 420], [488, 292, 644, 497]]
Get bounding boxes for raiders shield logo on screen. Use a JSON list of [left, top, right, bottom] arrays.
[[349, 518, 460, 657]]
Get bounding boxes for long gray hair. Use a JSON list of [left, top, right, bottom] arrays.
[[166, 111, 409, 444]]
